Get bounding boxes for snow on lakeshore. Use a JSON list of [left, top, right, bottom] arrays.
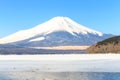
[[0, 54, 120, 72], [0, 54, 120, 60]]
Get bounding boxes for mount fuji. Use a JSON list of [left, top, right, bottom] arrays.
[[0, 16, 113, 47]]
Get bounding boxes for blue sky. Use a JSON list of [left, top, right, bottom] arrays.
[[0, 0, 119, 38]]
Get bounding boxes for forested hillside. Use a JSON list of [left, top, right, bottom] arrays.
[[87, 36, 120, 53]]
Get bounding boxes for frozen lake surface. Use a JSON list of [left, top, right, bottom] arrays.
[[0, 54, 120, 80], [1, 54, 120, 72], [0, 72, 120, 80]]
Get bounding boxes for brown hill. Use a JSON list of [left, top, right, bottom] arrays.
[[87, 36, 120, 53]]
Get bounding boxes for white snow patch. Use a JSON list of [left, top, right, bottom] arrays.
[[29, 37, 45, 42]]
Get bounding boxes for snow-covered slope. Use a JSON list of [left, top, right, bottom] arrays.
[[0, 16, 112, 46]]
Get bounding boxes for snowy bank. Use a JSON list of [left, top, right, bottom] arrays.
[[0, 54, 120, 60]]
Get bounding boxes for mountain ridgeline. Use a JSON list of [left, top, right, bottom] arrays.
[[87, 36, 120, 53], [0, 17, 113, 46], [0, 16, 113, 54]]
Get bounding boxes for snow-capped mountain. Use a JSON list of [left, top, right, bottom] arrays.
[[0, 16, 113, 47]]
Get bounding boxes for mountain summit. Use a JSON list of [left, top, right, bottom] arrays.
[[0, 16, 113, 47]]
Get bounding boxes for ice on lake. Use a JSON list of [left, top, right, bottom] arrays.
[[0, 54, 120, 80]]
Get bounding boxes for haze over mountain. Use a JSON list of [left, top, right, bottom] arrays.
[[0, 16, 113, 47]]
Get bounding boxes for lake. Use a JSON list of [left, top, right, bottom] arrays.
[[0, 54, 120, 80], [0, 72, 120, 80]]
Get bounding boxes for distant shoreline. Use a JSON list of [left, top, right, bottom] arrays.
[[0, 46, 88, 54], [31, 46, 90, 50]]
